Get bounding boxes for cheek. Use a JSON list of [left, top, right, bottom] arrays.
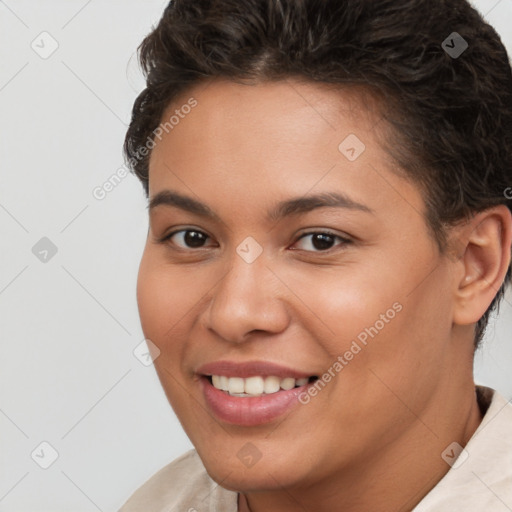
[[136, 256, 167, 339], [274, 262, 403, 355], [136, 249, 197, 328], [136, 253, 197, 412], [353, 263, 455, 405], [276, 251, 453, 392], [136, 251, 192, 356]]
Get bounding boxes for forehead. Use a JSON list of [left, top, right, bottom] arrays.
[[155, 78, 385, 149], [147, 78, 425, 224]]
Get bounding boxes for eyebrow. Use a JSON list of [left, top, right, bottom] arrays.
[[148, 189, 374, 222]]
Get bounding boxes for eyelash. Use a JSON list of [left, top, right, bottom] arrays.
[[157, 228, 351, 253]]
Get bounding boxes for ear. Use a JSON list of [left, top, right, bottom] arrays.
[[452, 205, 512, 326]]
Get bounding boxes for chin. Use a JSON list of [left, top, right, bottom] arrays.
[[206, 462, 298, 493]]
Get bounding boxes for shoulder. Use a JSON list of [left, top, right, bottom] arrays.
[[118, 449, 238, 512]]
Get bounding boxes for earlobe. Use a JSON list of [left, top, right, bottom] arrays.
[[452, 205, 512, 326]]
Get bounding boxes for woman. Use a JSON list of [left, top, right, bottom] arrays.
[[119, 0, 512, 510]]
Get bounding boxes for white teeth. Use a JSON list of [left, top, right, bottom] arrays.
[[280, 377, 296, 390], [228, 377, 245, 394], [212, 375, 221, 389], [263, 376, 281, 394], [245, 376, 264, 396], [219, 376, 229, 391], [210, 375, 310, 396]]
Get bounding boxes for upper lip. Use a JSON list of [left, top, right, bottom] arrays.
[[196, 360, 315, 379]]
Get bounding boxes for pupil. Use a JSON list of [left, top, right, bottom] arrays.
[[185, 231, 206, 247], [312, 234, 334, 250]]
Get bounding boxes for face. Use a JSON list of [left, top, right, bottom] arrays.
[[137, 78, 457, 492]]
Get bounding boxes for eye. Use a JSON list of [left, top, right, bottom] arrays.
[[161, 229, 214, 249], [292, 231, 350, 252]]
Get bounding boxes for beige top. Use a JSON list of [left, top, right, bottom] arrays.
[[118, 386, 512, 512]]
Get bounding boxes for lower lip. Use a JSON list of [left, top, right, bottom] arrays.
[[200, 377, 312, 427]]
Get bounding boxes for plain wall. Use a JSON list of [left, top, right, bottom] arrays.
[[0, 1, 511, 510]]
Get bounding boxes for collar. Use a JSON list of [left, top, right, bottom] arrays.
[[413, 386, 512, 511]]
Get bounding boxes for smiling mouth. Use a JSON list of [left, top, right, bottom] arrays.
[[206, 375, 319, 397]]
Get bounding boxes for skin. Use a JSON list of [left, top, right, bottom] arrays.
[[136, 77, 512, 512]]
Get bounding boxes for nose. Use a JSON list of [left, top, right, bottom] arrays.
[[203, 253, 290, 343]]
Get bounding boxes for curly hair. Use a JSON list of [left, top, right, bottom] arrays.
[[123, 0, 512, 347]]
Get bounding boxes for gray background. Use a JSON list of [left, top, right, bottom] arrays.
[[0, 1, 511, 510]]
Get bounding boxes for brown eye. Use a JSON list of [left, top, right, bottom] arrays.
[[166, 229, 211, 248], [293, 232, 349, 252]]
